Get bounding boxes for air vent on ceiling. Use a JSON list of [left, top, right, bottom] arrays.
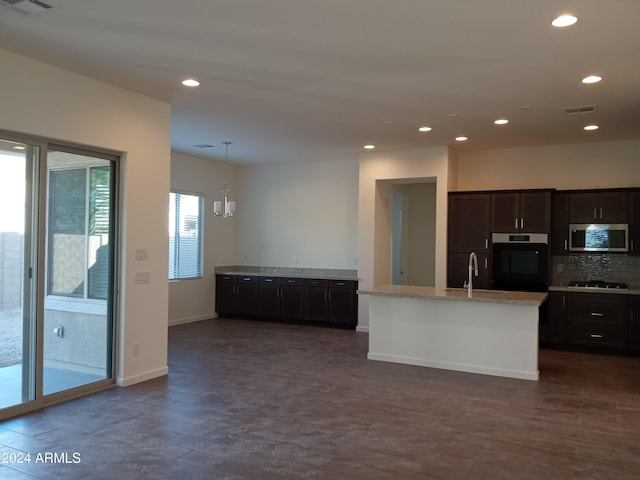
[[1, 0, 53, 14], [563, 104, 598, 115], [193, 144, 218, 149]]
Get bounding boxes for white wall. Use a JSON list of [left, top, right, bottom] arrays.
[[169, 151, 238, 325], [405, 182, 436, 286], [237, 159, 359, 269], [455, 139, 640, 191], [358, 146, 450, 330], [0, 49, 171, 387]]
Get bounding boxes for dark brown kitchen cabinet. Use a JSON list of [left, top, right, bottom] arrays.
[[447, 252, 490, 290], [630, 296, 640, 353], [630, 190, 640, 255], [216, 274, 357, 328], [569, 190, 629, 224], [566, 293, 629, 350], [551, 193, 570, 255], [260, 276, 305, 319], [447, 193, 491, 288], [279, 278, 306, 319], [304, 279, 329, 322], [327, 280, 358, 326], [448, 193, 491, 252], [491, 190, 551, 234], [304, 279, 358, 327], [540, 292, 567, 345], [215, 274, 259, 316]]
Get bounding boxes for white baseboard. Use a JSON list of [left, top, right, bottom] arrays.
[[117, 366, 169, 387], [168, 313, 217, 327]]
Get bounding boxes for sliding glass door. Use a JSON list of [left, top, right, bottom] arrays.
[[0, 134, 118, 419], [43, 146, 117, 396], [0, 138, 38, 411]]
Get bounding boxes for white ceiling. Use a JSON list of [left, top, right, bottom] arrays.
[[1, 0, 639, 165]]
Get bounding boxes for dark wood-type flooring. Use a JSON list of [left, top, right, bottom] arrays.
[[1, 318, 640, 479]]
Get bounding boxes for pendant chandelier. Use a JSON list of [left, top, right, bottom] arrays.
[[213, 141, 236, 217]]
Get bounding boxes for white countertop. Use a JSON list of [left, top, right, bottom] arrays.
[[358, 285, 547, 306]]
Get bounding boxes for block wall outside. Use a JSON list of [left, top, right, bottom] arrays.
[[0, 232, 23, 311]]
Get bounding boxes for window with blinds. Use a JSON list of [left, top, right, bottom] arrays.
[[169, 192, 204, 280]]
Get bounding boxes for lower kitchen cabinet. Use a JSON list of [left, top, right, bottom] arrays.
[[216, 274, 357, 328], [543, 291, 639, 354], [304, 279, 358, 327], [327, 280, 358, 326], [567, 293, 628, 350], [539, 292, 566, 345], [215, 274, 259, 316], [631, 297, 640, 353], [279, 278, 306, 319]]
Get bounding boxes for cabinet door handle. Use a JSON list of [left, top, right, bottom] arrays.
[[590, 334, 604, 339], [564, 239, 567, 251], [593, 208, 597, 220], [484, 258, 488, 268], [485, 238, 488, 249], [515, 218, 518, 229], [562, 295, 565, 307], [520, 218, 524, 229], [265, 278, 273, 282], [600, 207, 603, 219], [590, 312, 604, 317]]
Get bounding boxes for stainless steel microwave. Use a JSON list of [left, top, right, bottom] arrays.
[[569, 223, 629, 252]]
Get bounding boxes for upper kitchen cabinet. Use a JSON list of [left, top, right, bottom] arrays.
[[569, 190, 629, 224], [630, 190, 640, 255], [448, 193, 491, 252], [491, 190, 552, 234], [551, 192, 570, 255]]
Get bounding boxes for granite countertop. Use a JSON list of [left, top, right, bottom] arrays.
[[358, 284, 548, 306], [549, 285, 640, 296], [215, 266, 359, 281]]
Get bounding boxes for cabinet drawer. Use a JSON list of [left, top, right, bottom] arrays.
[[217, 274, 237, 283], [329, 280, 356, 289], [237, 275, 259, 284], [568, 304, 627, 325], [281, 277, 305, 287], [567, 323, 626, 349], [260, 276, 280, 285], [305, 278, 328, 288]]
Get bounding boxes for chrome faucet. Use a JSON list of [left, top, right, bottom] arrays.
[[467, 251, 478, 297]]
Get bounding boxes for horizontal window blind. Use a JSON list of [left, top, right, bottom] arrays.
[[169, 192, 204, 280]]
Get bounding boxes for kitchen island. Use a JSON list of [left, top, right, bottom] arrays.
[[358, 285, 547, 381]]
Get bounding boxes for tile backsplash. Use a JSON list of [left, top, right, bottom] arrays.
[[552, 254, 640, 288]]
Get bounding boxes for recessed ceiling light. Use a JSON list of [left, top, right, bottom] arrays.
[[494, 119, 509, 125], [455, 136, 468, 142], [418, 126, 432, 132], [363, 144, 375, 149], [552, 14, 577, 27], [584, 125, 599, 131], [182, 78, 200, 87], [582, 75, 602, 84]]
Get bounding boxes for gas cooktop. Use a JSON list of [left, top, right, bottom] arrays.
[[567, 280, 629, 290]]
